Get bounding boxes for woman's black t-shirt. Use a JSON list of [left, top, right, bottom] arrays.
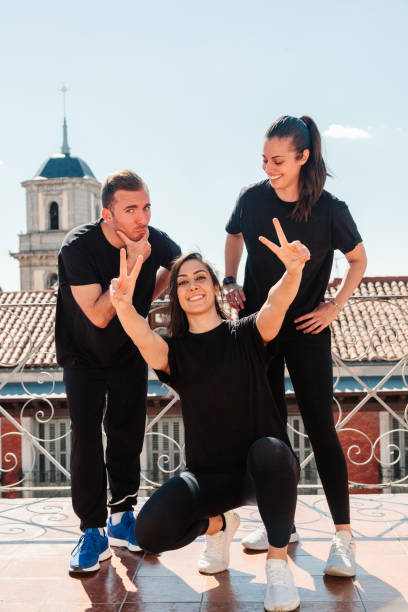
[[225, 180, 362, 324], [156, 315, 294, 471]]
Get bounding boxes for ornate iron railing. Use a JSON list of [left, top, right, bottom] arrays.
[[0, 294, 407, 495]]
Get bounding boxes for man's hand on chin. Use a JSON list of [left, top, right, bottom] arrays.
[[116, 229, 151, 269]]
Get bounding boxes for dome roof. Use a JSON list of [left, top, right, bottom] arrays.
[[34, 153, 96, 179]]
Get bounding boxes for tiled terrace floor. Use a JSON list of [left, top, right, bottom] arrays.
[[0, 494, 407, 611]]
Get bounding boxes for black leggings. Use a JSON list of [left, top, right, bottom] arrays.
[[268, 326, 350, 525], [135, 437, 299, 553]]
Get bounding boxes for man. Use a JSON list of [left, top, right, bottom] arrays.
[[56, 170, 181, 573]]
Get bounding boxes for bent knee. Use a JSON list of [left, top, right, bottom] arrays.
[[247, 437, 292, 472], [135, 515, 165, 554]]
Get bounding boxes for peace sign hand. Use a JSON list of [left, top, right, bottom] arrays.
[[110, 248, 144, 311], [259, 218, 310, 274]]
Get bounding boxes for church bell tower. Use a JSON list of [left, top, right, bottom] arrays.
[[11, 89, 101, 290]]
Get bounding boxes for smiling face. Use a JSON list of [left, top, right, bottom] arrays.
[[262, 136, 309, 195], [176, 258, 219, 316], [102, 189, 151, 242]]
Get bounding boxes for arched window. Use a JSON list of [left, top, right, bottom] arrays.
[[49, 202, 59, 230], [47, 273, 58, 288]]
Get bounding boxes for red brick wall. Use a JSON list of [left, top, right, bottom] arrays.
[[336, 411, 381, 494], [1, 417, 22, 498]]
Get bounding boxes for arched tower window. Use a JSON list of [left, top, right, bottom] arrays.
[[49, 202, 59, 230], [46, 273, 58, 288]]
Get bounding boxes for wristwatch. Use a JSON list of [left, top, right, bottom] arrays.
[[223, 276, 236, 285]]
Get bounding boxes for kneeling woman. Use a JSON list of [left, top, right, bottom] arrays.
[[110, 219, 309, 612]]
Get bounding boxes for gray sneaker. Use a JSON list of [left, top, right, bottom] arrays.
[[324, 530, 356, 577]]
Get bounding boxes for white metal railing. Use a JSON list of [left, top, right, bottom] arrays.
[[0, 294, 407, 494]]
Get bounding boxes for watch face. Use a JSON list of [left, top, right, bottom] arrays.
[[223, 276, 235, 285]]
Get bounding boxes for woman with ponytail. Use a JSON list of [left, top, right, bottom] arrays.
[[224, 115, 367, 578]]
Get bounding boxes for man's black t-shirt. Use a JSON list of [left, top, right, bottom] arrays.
[[226, 180, 362, 324], [56, 221, 181, 368], [156, 315, 294, 471]]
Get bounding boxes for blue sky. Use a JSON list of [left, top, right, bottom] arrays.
[[1, 0, 407, 290]]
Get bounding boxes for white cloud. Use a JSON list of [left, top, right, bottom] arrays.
[[0, 160, 3, 166], [324, 124, 371, 140]]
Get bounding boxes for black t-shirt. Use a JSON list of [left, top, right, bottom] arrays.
[[156, 315, 294, 471], [226, 180, 362, 325], [56, 221, 181, 368]]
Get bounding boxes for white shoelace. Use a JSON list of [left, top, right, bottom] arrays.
[[332, 534, 353, 556]]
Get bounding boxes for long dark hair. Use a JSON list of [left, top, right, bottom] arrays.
[[265, 115, 329, 222], [168, 252, 227, 338]]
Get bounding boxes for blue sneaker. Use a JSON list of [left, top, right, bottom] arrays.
[[69, 528, 111, 573], [108, 511, 142, 552]]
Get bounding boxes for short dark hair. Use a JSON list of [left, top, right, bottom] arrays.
[[168, 252, 227, 338], [101, 169, 148, 210]]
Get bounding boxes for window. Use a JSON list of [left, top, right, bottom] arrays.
[[382, 414, 408, 492], [287, 415, 320, 493], [46, 273, 58, 288], [31, 419, 71, 497], [49, 201, 59, 230]]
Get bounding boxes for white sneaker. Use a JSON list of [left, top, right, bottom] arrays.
[[198, 510, 240, 574], [241, 525, 299, 551], [264, 559, 300, 611], [324, 530, 356, 577]]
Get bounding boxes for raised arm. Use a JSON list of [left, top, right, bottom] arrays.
[[110, 249, 170, 372], [256, 219, 310, 342]]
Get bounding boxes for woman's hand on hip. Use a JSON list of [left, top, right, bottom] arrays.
[[294, 301, 339, 334]]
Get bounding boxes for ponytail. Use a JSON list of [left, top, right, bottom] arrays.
[[265, 115, 330, 222]]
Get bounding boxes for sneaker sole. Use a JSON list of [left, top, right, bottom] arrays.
[[69, 547, 112, 573], [264, 595, 300, 611], [198, 564, 229, 575], [108, 536, 142, 552], [324, 565, 356, 577], [242, 531, 299, 551]]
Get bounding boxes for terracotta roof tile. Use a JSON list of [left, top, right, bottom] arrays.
[[328, 277, 408, 361], [0, 290, 57, 368], [1, 278, 407, 369]]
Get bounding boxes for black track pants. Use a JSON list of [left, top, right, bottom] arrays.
[[64, 357, 147, 531], [267, 326, 350, 525], [135, 437, 299, 553]]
